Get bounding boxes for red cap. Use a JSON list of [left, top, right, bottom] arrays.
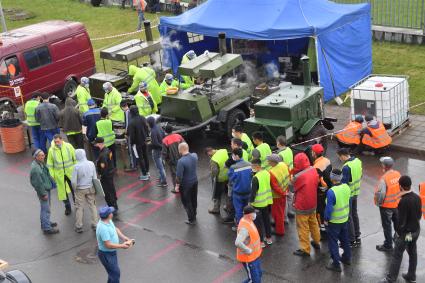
[[311, 144, 324, 154]]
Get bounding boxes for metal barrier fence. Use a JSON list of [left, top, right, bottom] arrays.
[[332, 0, 425, 30]]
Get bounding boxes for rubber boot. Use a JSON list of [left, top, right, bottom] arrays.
[[208, 199, 221, 214]]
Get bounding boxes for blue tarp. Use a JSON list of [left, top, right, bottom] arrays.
[[159, 0, 372, 101]]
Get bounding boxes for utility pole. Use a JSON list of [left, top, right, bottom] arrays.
[[0, 0, 7, 33]]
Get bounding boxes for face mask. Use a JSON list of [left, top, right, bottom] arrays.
[[252, 213, 257, 221], [231, 132, 236, 138]]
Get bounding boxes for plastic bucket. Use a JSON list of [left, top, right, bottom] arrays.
[[0, 119, 26, 154]]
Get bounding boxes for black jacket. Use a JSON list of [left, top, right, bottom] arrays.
[[147, 117, 164, 150], [128, 108, 149, 146]]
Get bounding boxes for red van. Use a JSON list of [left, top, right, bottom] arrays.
[[0, 20, 95, 111]]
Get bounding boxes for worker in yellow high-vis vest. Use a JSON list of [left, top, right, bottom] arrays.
[[96, 108, 117, 168], [102, 82, 124, 123], [323, 169, 351, 272], [47, 134, 76, 216], [206, 147, 230, 215], [250, 158, 273, 247], [25, 92, 42, 150], [251, 131, 272, 170], [75, 77, 91, 114]]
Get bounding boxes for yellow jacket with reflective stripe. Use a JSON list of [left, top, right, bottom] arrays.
[[345, 158, 362, 197], [47, 141, 76, 201], [76, 85, 91, 114], [256, 143, 272, 169], [328, 183, 351, 224], [134, 91, 158, 117], [269, 162, 290, 198], [102, 87, 124, 122], [278, 147, 293, 171], [252, 169, 273, 207], [96, 119, 115, 147], [211, 149, 229, 182], [240, 133, 254, 159], [24, 99, 40, 126]]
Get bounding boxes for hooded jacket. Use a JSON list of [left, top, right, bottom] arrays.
[[292, 152, 319, 214], [128, 105, 149, 146], [147, 116, 164, 150], [60, 98, 83, 133], [71, 149, 97, 190], [30, 159, 53, 199]]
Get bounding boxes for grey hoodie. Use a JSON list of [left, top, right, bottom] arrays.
[[71, 149, 97, 190]]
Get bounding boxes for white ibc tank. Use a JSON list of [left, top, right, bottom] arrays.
[[350, 75, 409, 133]]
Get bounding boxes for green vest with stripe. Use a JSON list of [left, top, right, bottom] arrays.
[[252, 170, 273, 207], [345, 158, 362, 197], [25, 99, 40, 126], [256, 143, 272, 169], [328, 183, 351, 223], [242, 149, 249, 162], [278, 147, 293, 171], [96, 119, 115, 147], [211, 149, 229, 182], [241, 133, 254, 159]]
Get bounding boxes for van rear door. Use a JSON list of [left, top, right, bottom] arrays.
[[0, 55, 26, 104]]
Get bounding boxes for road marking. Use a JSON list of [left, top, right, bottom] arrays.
[[148, 240, 184, 263], [211, 263, 243, 283]]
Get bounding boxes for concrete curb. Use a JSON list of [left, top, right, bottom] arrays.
[[390, 143, 425, 156]]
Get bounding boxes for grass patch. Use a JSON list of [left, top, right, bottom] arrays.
[[3, 0, 425, 114]]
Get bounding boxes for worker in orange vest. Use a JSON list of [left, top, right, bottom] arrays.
[[335, 115, 363, 150], [235, 205, 263, 283], [374, 157, 401, 252], [361, 114, 392, 155], [420, 183, 425, 220], [311, 144, 332, 232], [134, 0, 146, 31]]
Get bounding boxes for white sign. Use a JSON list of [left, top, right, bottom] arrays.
[[14, 87, 22, 98]]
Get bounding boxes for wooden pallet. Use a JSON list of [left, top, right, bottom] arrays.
[[390, 119, 411, 137]]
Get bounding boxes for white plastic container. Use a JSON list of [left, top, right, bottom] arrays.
[[350, 75, 409, 133]]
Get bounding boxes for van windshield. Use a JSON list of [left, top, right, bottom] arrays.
[[0, 56, 21, 85]]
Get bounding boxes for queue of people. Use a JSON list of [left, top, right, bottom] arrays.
[[25, 73, 422, 282]]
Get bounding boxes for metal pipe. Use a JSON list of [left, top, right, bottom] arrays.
[[301, 55, 311, 89], [0, 0, 7, 33], [218, 32, 227, 56], [144, 20, 153, 42]]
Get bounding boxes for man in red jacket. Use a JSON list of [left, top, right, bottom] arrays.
[[292, 152, 321, 257]]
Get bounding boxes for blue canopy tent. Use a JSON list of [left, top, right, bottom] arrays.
[[159, 0, 372, 101]]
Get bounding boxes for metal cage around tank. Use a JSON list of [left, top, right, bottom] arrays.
[[350, 74, 409, 134]]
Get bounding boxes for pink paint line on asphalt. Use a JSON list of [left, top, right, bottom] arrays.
[[120, 195, 175, 230], [148, 240, 184, 263], [211, 264, 243, 283], [116, 180, 144, 198]]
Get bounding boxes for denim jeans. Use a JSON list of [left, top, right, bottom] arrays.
[[348, 196, 361, 241], [386, 230, 420, 282], [232, 194, 249, 225], [30, 125, 42, 150], [152, 149, 166, 183], [40, 191, 52, 231], [242, 257, 262, 283], [137, 10, 145, 30], [326, 222, 351, 266], [40, 128, 60, 153], [98, 250, 120, 283], [379, 207, 398, 248]]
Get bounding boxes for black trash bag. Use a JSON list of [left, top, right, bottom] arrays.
[[0, 119, 21, 128]]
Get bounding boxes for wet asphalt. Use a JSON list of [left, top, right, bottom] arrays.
[[0, 136, 425, 283]]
